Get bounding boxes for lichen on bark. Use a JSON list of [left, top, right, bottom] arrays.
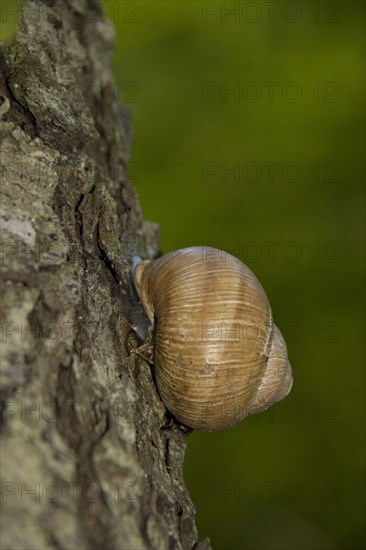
[[0, 1, 210, 548]]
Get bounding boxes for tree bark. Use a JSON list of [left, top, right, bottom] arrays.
[[0, 1, 210, 548]]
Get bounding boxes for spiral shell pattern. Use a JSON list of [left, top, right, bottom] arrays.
[[134, 246, 292, 430]]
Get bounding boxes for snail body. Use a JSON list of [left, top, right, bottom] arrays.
[[133, 246, 292, 431]]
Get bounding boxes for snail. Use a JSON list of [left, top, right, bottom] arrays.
[[132, 246, 292, 431]]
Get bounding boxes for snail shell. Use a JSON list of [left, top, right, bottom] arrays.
[[133, 246, 292, 431]]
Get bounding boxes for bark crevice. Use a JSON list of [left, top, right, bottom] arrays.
[[0, 1, 211, 549]]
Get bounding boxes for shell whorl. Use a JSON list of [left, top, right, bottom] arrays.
[[133, 246, 292, 430]]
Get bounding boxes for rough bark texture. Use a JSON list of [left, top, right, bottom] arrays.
[[0, 1, 210, 549]]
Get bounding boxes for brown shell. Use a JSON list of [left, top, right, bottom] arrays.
[[133, 246, 292, 431]]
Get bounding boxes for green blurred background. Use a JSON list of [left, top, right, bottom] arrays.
[[106, 2, 365, 548], [2, 1, 365, 549], [105, 2, 365, 548]]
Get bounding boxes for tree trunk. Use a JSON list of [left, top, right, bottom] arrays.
[[0, 1, 210, 548]]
